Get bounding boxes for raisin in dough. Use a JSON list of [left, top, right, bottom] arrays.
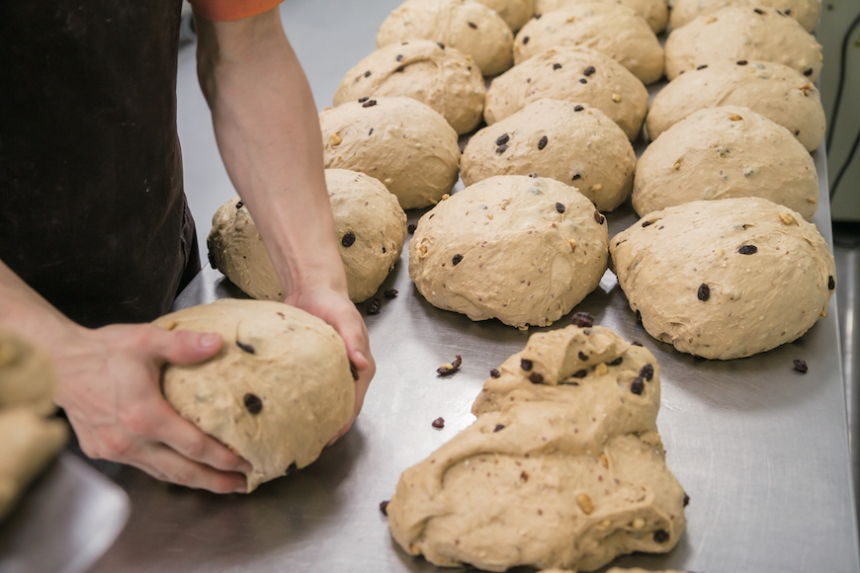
[[670, 0, 819, 32], [409, 176, 608, 328], [646, 60, 825, 152], [377, 0, 514, 76], [321, 97, 459, 209], [334, 40, 485, 135], [154, 299, 354, 492], [485, 47, 648, 140], [475, 0, 535, 30], [462, 99, 635, 211], [664, 7, 823, 81], [536, 0, 668, 34], [514, 6, 664, 84], [388, 325, 687, 571], [208, 169, 406, 303], [634, 106, 819, 219], [0, 329, 56, 414], [611, 198, 836, 359]]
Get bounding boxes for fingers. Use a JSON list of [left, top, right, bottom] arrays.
[[148, 326, 223, 366], [129, 442, 247, 494]]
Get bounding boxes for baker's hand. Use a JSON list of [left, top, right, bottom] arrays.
[[52, 324, 251, 493], [286, 285, 376, 435]]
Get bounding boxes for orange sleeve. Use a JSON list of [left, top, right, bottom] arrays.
[[189, 0, 283, 22]]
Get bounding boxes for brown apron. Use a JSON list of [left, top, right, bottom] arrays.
[[0, 0, 199, 328]]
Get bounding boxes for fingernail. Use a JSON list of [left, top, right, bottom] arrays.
[[238, 462, 253, 473], [199, 333, 221, 349], [354, 351, 367, 365]]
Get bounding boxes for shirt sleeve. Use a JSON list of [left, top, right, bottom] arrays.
[[188, 0, 283, 22]]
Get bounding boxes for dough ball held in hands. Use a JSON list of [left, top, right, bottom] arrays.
[[611, 197, 836, 359], [664, 7, 823, 81], [334, 40, 485, 135], [409, 175, 609, 328], [154, 299, 355, 492], [320, 97, 459, 210], [670, 0, 819, 32], [485, 47, 648, 140], [535, 0, 669, 34], [377, 0, 514, 76], [462, 99, 635, 211], [514, 5, 664, 84], [646, 60, 825, 152], [475, 0, 535, 31], [208, 169, 406, 303]]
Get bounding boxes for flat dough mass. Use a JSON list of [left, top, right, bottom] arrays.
[[0, 329, 56, 414], [633, 106, 819, 219], [462, 99, 635, 211], [409, 175, 608, 328], [535, 0, 669, 33], [388, 325, 687, 571], [670, 0, 819, 32], [611, 197, 836, 359], [155, 299, 355, 491]]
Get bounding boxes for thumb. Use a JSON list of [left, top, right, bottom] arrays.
[[150, 327, 223, 366]]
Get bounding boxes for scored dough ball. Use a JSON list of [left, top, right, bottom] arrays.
[[535, 0, 669, 34], [664, 7, 823, 81], [409, 176, 609, 328], [462, 99, 635, 211], [646, 60, 825, 152], [475, 0, 535, 30], [333, 40, 485, 135], [155, 299, 355, 492], [514, 6, 664, 84], [634, 106, 819, 219], [377, 0, 514, 76], [0, 330, 56, 414], [670, 0, 819, 32], [485, 47, 648, 140], [208, 169, 406, 303], [610, 198, 836, 359], [320, 97, 459, 209]]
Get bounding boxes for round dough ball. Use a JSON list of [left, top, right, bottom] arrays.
[[535, 0, 669, 33], [409, 175, 609, 328], [462, 99, 635, 211], [485, 47, 648, 140], [610, 197, 836, 359], [646, 60, 825, 151], [334, 40, 485, 135], [634, 106, 819, 219], [475, 0, 535, 30], [670, 0, 818, 32], [320, 97, 460, 209], [664, 7, 823, 81], [0, 330, 55, 414], [514, 6, 664, 84], [154, 299, 355, 491], [208, 169, 407, 303], [377, 0, 514, 76]]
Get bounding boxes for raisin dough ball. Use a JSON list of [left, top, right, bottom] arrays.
[[475, 0, 535, 30], [646, 60, 825, 152], [208, 169, 406, 303], [634, 106, 819, 219], [514, 6, 664, 84], [377, 0, 514, 76], [611, 198, 836, 359], [409, 176, 608, 328], [535, 0, 669, 33], [664, 7, 823, 81], [462, 99, 635, 211], [485, 47, 648, 140], [333, 40, 485, 135], [670, 0, 819, 32], [389, 325, 687, 571], [320, 97, 459, 209], [155, 299, 354, 492]]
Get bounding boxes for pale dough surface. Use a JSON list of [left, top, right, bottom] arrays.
[[462, 99, 635, 211], [485, 47, 648, 140], [664, 7, 823, 81], [377, 0, 514, 76], [514, 6, 664, 84], [388, 325, 687, 571], [536, 0, 668, 32], [634, 106, 819, 219], [208, 169, 406, 303], [670, 0, 818, 31], [0, 329, 56, 414], [475, 0, 535, 30], [409, 175, 608, 328], [646, 60, 825, 151], [155, 299, 355, 492], [334, 40, 486, 135], [611, 197, 836, 359]]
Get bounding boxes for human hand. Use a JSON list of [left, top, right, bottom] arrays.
[[52, 323, 251, 493]]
